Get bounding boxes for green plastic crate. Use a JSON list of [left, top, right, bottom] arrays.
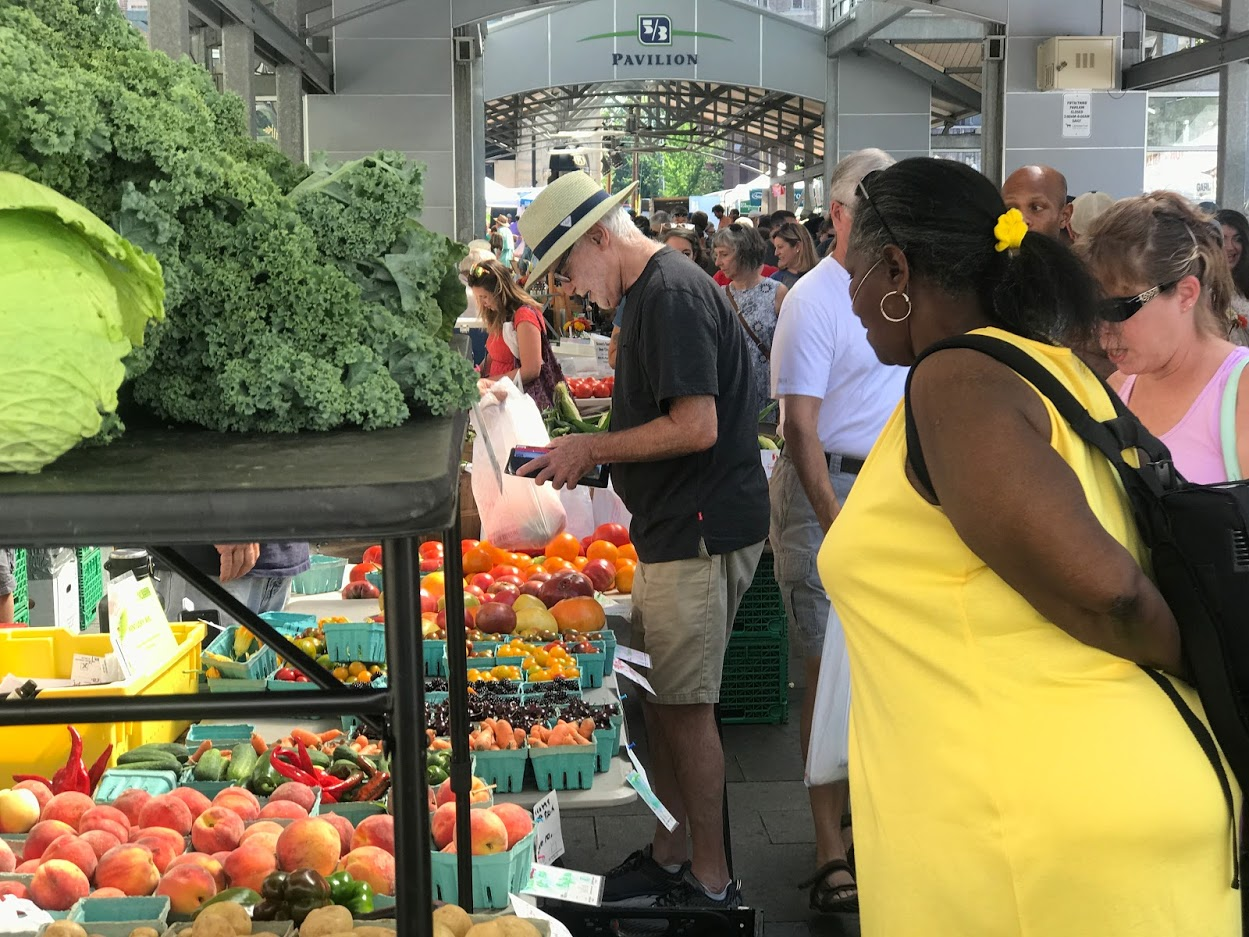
[[290, 554, 349, 595], [259, 611, 317, 637], [11, 597, 28, 625], [11, 549, 27, 625], [430, 830, 535, 910], [324, 621, 386, 663], [205, 625, 277, 680], [472, 742, 528, 793], [732, 550, 787, 632], [77, 547, 105, 629], [529, 744, 596, 791], [593, 723, 620, 773], [720, 628, 789, 725]]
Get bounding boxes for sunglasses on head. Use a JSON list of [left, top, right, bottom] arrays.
[[856, 170, 903, 248], [1101, 281, 1178, 322]]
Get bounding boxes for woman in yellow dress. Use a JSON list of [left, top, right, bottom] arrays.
[[820, 157, 1241, 936]]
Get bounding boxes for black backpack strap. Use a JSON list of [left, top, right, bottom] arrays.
[[1139, 667, 1240, 888]]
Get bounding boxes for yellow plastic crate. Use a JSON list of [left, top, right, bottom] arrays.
[[0, 622, 205, 785]]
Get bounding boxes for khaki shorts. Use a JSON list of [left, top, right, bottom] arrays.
[[631, 540, 765, 705]]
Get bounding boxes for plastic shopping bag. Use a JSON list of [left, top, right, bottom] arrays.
[[804, 603, 851, 786], [591, 479, 633, 532], [559, 487, 597, 541], [470, 378, 566, 551]]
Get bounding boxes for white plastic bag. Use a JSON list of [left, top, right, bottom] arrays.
[[559, 487, 597, 541], [591, 480, 633, 532], [470, 378, 566, 550], [805, 603, 852, 786]]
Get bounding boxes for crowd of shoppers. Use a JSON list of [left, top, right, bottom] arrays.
[[478, 153, 1249, 935]]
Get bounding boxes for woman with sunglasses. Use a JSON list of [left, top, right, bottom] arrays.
[[825, 158, 1235, 936], [769, 220, 820, 288], [463, 258, 563, 411], [1081, 193, 1249, 484]]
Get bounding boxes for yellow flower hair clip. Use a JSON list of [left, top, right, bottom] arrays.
[[994, 208, 1027, 253]]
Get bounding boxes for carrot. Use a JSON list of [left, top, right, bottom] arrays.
[[250, 733, 267, 756], [318, 729, 343, 744], [496, 720, 514, 749], [548, 723, 572, 746], [291, 727, 322, 749], [362, 743, 383, 757], [188, 740, 213, 764], [514, 728, 526, 748], [474, 728, 496, 751], [530, 739, 547, 748], [431, 738, 451, 751], [578, 718, 595, 741], [426, 728, 436, 744]]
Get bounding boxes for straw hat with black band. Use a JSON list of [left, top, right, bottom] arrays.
[[518, 174, 638, 283]]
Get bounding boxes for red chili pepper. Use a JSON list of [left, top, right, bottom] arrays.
[[87, 744, 113, 791], [12, 774, 51, 787], [272, 748, 319, 786], [295, 739, 315, 775]]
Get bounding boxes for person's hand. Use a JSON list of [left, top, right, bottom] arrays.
[[477, 377, 496, 396], [215, 543, 260, 582], [517, 434, 599, 490]]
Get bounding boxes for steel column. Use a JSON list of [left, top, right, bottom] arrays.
[[1221, 0, 1249, 210]]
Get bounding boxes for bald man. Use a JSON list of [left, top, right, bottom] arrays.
[[1002, 165, 1072, 240]]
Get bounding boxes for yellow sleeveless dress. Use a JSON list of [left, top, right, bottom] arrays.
[[818, 328, 1241, 936]]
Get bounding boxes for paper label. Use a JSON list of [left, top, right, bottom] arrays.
[[1063, 92, 1092, 138], [626, 770, 680, 832], [508, 895, 576, 937], [522, 863, 604, 906], [613, 645, 652, 669], [532, 791, 565, 864], [109, 575, 178, 679], [70, 654, 124, 686], [612, 658, 655, 696]]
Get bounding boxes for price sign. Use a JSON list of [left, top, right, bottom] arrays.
[[522, 863, 604, 906], [613, 645, 652, 669], [532, 790, 565, 864], [613, 658, 655, 696]]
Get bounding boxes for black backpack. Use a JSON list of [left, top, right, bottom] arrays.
[[905, 334, 1249, 884]]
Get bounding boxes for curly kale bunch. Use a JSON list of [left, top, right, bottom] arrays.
[[0, 0, 475, 433]]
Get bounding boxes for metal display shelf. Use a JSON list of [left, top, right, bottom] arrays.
[[0, 416, 476, 937]]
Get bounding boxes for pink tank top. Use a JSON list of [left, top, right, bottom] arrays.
[[1118, 346, 1249, 484]]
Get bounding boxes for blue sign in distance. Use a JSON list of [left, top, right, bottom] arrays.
[[638, 15, 672, 46]]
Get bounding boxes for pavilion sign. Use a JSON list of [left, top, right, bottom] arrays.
[[579, 14, 731, 67]]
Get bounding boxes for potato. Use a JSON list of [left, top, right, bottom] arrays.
[[463, 924, 502, 937], [495, 921, 541, 937], [127, 928, 160, 937], [44, 923, 88, 937], [192, 915, 235, 937], [432, 905, 473, 937], [198, 903, 252, 936], [353, 928, 399, 937], [300, 906, 353, 937]]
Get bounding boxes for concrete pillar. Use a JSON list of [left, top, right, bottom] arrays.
[[273, 0, 305, 162], [823, 54, 838, 208], [149, 0, 190, 58], [221, 22, 255, 137], [306, 0, 456, 235], [452, 26, 486, 243], [784, 146, 797, 213], [981, 30, 1005, 187], [1219, 0, 1249, 210], [1002, 0, 1144, 197], [189, 27, 206, 68]]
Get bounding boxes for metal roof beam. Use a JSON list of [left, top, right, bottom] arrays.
[[874, 12, 985, 42], [864, 40, 981, 112], [187, 0, 332, 91], [1124, 28, 1249, 88], [826, 0, 910, 56], [1136, 0, 1223, 40]]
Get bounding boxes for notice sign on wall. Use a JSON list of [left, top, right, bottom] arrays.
[[1063, 93, 1092, 138]]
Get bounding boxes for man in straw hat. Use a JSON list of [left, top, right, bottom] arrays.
[[518, 173, 769, 910]]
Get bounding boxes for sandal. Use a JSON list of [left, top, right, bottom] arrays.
[[797, 858, 858, 913]]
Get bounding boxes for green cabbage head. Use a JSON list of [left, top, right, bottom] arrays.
[[0, 173, 164, 472]]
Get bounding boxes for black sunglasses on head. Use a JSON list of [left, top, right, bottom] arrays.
[[857, 170, 903, 248], [1101, 281, 1178, 323]]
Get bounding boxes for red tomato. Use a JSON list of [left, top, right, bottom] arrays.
[[349, 562, 379, 582], [419, 541, 445, 560], [569, 380, 591, 399], [592, 523, 631, 547], [419, 557, 442, 573], [461, 539, 480, 554], [591, 379, 612, 398], [362, 545, 383, 566], [490, 564, 522, 580]]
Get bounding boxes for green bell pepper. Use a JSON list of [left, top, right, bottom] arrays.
[[327, 870, 375, 914], [250, 748, 284, 797]]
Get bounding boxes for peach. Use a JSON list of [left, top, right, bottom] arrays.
[[0, 881, 27, 899], [79, 805, 131, 836], [29, 858, 90, 910], [89, 887, 126, 898], [222, 843, 276, 893], [239, 821, 284, 843], [41, 792, 95, 830], [110, 789, 151, 828], [95, 844, 160, 896], [167, 787, 212, 822], [167, 852, 226, 891], [210, 850, 231, 866], [431, 803, 456, 850], [133, 832, 184, 874], [257, 800, 307, 821], [155, 863, 217, 914], [137, 795, 193, 835], [13, 780, 52, 813], [81, 829, 123, 860], [435, 777, 490, 808], [15, 859, 40, 873], [351, 814, 394, 856], [212, 787, 259, 809], [0, 789, 41, 833], [276, 818, 341, 877], [0, 837, 14, 873], [42, 834, 97, 879], [24, 820, 75, 861], [268, 782, 317, 813], [244, 832, 278, 853], [487, 803, 533, 850], [320, 813, 355, 857], [339, 846, 395, 896], [211, 793, 259, 824], [191, 807, 244, 854], [460, 808, 507, 857]]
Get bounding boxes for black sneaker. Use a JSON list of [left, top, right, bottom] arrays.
[[654, 870, 743, 910], [602, 845, 687, 905]]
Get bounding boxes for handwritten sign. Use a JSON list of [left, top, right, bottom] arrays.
[[1063, 92, 1091, 138], [532, 791, 565, 864], [522, 863, 604, 906], [612, 658, 655, 696]]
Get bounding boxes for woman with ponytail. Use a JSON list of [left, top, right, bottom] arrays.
[[463, 257, 563, 411], [817, 158, 1237, 936]]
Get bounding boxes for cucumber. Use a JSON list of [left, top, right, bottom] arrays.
[[227, 743, 259, 783], [194, 749, 227, 782], [120, 742, 189, 764], [307, 748, 331, 769], [117, 749, 181, 772], [111, 761, 180, 773]]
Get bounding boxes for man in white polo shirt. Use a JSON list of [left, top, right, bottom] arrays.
[[769, 148, 904, 915]]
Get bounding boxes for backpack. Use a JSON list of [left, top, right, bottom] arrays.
[[905, 334, 1249, 883]]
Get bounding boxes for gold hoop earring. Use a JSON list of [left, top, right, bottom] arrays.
[[881, 290, 912, 323]]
